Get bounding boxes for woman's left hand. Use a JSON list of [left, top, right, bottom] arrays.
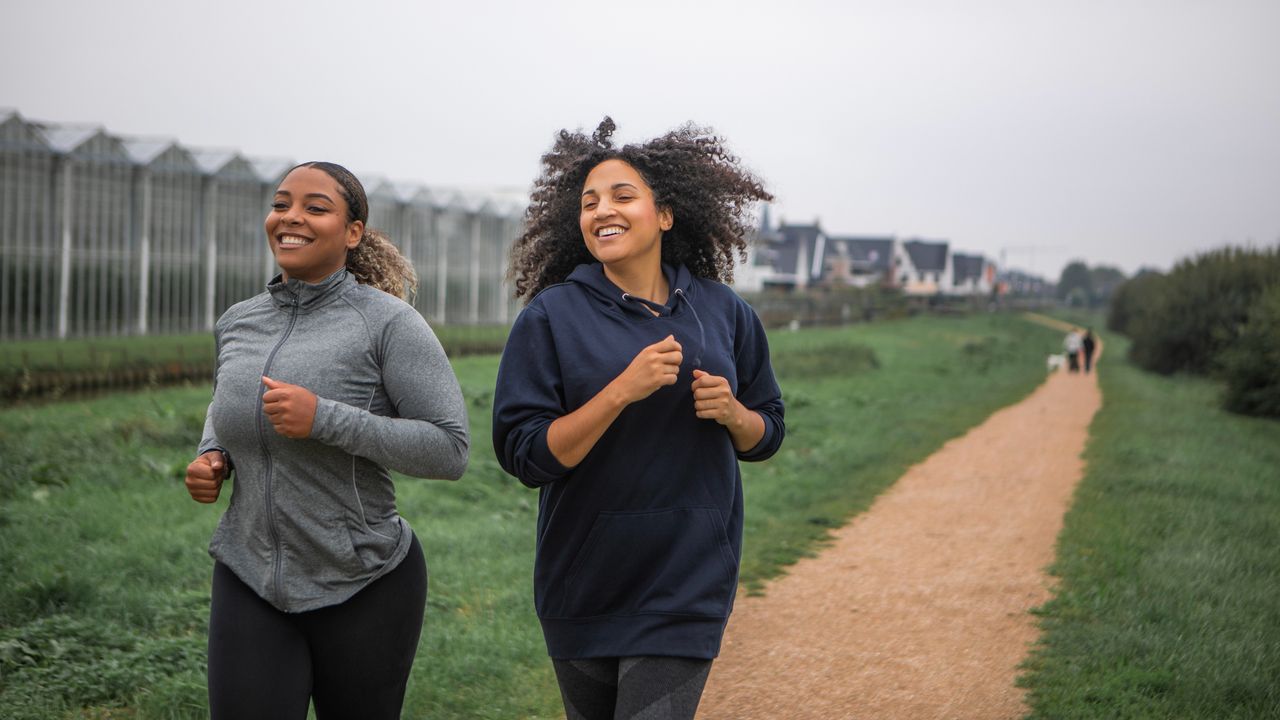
[[693, 369, 767, 451], [261, 376, 317, 438], [691, 369, 740, 425]]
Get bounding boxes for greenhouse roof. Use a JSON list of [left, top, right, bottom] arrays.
[[37, 123, 101, 154], [121, 137, 176, 165], [250, 157, 294, 182], [190, 149, 239, 174]]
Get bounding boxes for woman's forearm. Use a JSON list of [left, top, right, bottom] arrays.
[[545, 381, 630, 468], [725, 402, 766, 452]]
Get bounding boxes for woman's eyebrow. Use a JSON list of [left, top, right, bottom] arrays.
[[581, 182, 639, 197], [273, 190, 335, 203]]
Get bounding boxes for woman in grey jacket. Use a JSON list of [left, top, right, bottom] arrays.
[[184, 161, 469, 720]]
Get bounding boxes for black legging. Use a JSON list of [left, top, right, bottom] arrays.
[[208, 534, 427, 720]]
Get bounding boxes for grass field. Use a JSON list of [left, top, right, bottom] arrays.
[[0, 325, 511, 374], [0, 313, 1062, 719], [1020, 334, 1280, 719]]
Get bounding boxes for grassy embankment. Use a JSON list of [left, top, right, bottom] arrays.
[[0, 326, 512, 403], [0, 326, 512, 374], [1020, 333, 1280, 719], [0, 313, 1060, 719]]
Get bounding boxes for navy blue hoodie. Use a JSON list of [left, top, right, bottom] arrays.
[[492, 262, 784, 659]]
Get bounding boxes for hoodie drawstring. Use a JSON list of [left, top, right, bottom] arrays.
[[620, 289, 706, 368], [673, 289, 706, 368]]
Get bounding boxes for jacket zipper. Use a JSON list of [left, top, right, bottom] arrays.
[[258, 296, 300, 605]]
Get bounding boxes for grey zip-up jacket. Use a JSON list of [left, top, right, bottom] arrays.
[[197, 268, 469, 613]]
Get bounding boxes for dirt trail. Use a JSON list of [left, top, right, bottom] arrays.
[[699, 318, 1101, 719]]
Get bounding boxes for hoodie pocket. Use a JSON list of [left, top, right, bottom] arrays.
[[558, 507, 737, 619]]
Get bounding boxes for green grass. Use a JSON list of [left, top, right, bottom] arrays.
[[0, 312, 1061, 718], [1019, 334, 1280, 719], [0, 334, 217, 373], [0, 325, 510, 374]]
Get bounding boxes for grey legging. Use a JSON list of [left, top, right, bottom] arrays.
[[552, 656, 713, 720]]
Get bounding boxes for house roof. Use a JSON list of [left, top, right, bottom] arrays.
[[903, 239, 949, 272], [952, 253, 986, 284]]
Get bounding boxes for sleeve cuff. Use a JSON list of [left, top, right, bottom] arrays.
[[735, 413, 779, 462], [521, 424, 572, 487], [310, 396, 340, 443], [195, 443, 234, 473]]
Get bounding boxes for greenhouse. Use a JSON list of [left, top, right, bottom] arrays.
[[0, 109, 524, 341]]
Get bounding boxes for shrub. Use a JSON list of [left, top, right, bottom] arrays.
[[1219, 284, 1280, 418], [1106, 269, 1165, 336], [1120, 247, 1280, 375]]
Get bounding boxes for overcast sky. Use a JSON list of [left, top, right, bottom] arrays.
[[4, 0, 1278, 280]]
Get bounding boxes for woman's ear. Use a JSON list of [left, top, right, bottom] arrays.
[[346, 220, 364, 249], [658, 205, 674, 232]]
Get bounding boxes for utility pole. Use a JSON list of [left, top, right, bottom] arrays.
[[999, 246, 1067, 275]]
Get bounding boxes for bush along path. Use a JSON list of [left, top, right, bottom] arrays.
[[698, 318, 1102, 719]]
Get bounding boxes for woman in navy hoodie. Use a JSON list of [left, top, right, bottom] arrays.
[[493, 118, 785, 720]]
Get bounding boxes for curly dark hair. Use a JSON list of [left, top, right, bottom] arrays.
[[508, 117, 773, 300]]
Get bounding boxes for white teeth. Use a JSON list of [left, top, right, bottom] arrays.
[[279, 235, 311, 246], [598, 226, 625, 237]]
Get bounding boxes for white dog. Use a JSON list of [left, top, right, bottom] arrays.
[[1046, 354, 1067, 372]]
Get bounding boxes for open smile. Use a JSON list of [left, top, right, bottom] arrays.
[[276, 234, 314, 248], [595, 225, 627, 239]]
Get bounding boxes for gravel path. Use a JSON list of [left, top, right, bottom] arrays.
[[699, 320, 1101, 719]]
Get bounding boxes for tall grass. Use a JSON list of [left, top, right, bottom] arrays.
[[0, 313, 1061, 718], [1020, 334, 1280, 719]]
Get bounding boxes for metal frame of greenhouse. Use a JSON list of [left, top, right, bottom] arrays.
[[0, 109, 523, 341]]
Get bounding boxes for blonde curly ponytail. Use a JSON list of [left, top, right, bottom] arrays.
[[346, 228, 418, 300]]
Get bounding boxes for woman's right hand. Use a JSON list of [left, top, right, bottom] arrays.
[[185, 450, 227, 504], [546, 335, 683, 468], [609, 335, 683, 405]]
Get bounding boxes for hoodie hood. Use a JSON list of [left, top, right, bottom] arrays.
[[566, 262, 705, 365], [565, 262, 693, 318]]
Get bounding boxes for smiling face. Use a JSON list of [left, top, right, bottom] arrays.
[[579, 159, 673, 272], [265, 166, 363, 283]]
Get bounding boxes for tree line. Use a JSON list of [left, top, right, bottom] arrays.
[[1106, 246, 1280, 418]]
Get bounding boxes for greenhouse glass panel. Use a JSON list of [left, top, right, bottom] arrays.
[[67, 134, 133, 338], [147, 168, 203, 334], [214, 177, 271, 315], [0, 116, 58, 340], [440, 207, 472, 325]]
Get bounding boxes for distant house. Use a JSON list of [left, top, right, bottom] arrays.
[[733, 205, 1025, 297], [899, 239, 951, 295], [824, 236, 897, 288], [734, 213, 827, 291], [950, 253, 995, 295]]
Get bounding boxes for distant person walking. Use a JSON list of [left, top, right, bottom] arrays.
[[492, 118, 785, 720], [184, 161, 469, 720], [1064, 328, 1083, 373], [1082, 328, 1097, 373]]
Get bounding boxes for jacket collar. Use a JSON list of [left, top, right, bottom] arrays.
[[267, 267, 353, 312]]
